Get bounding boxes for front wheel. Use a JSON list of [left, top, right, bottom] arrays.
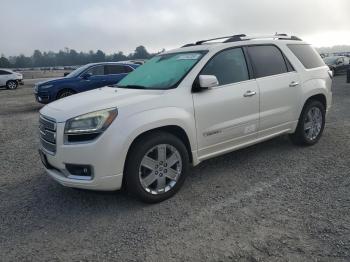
[[290, 100, 325, 146], [57, 89, 75, 100], [6, 80, 18, 90], [125, 132, 189, 203]]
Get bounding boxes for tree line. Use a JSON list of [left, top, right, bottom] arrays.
[[0, 46, 159, 69]]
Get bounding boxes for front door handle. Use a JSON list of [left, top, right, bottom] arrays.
[[289, 81, 299, 87], [243, 90, 257, 97]]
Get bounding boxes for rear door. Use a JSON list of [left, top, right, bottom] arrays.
[[247, 45, 300, 137], [192, 47, 260, 159]]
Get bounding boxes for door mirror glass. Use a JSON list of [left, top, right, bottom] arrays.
[[198, 75, 219, 89]]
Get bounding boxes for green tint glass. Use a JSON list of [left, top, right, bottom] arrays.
[[117, 52, 206, 89]]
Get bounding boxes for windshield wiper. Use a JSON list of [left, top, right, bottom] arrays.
[[117, 85, 148, 89]]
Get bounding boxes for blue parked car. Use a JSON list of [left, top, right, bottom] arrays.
[[34, 62, 139, 104]]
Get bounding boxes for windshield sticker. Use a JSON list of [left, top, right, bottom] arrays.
[[176, 54, 201, 60]]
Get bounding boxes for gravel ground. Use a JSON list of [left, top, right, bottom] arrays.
[[0, 77, 350, 261]]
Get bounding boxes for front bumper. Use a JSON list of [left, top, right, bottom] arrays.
[[46, 168, 123, 191], [39, 121, 127, 191], [18, 79, 24, 85], [35, 92, 51, 104]]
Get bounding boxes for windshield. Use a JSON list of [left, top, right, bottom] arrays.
[[117, 51, 207, 89], [323, 57, 338, 65], [66, 64, 91, 78]]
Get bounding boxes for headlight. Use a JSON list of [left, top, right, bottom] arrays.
[[64, 108, 118, 135], [40, 84, 53, 89]]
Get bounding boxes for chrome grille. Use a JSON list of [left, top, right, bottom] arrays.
[[39, 115, 57, 154]]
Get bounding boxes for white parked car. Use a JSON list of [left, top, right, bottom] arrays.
[[39, 34, 332, 203], [0, 69, 23, 89]]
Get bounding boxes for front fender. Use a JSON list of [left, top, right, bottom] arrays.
[[118, 107, 198, 167]]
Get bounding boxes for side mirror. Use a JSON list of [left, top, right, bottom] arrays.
[[198, 75, 219, 90], [64, 72, 70, 77], [81, 73, 92, 79]]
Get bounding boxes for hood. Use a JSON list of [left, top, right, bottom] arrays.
[[37, 77, 73, 86], [40, 86, 164, 122]]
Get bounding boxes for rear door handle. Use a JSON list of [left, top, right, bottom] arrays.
[[289, 81, 299, 87], [243, 90, 256, 97]]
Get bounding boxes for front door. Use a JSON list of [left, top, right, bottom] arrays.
[[192, 47, 260, 160], [80, 65, 107, 91]]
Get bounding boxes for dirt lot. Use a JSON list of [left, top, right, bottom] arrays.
[[19, 70, 72, 79], [0, 77, 350, 261]]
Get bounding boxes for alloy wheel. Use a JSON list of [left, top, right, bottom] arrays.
[[304, 106, 323, 141], [139, 144, 182, 195]]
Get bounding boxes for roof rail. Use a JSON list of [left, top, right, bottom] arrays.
[[239, 34, 302, 41], [181, 33, 302, 47]]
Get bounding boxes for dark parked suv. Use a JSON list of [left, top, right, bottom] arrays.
[[34, 62, 139, 104], [323, 56, 350, 75]]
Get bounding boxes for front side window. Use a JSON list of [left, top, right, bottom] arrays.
[[248, 45, 288, 78], [201, 48, 249, 86], [117, 51, 207, 89], [66, 64, 91, 78], [288, 44, 325, 69], [85, 65, 104, 76]]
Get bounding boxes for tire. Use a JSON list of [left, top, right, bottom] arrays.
[[6, 80, 18, 90], [289, 100, 325, 146], [125, 131, 190, 203], [56, 89, 75, 100]]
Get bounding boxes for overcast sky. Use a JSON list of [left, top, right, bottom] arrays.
[[1, 0, 349, 56]]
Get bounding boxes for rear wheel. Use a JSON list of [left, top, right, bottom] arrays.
[[6, 80, 18, 90], [290, 100, 325, 146], [125, 131, 189, 203], [57, 89, 75, 100]]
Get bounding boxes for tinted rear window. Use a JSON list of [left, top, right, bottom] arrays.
[[247, 45, 288, 78], [287, 44, 325, 69], [105, 65, 126, 75]]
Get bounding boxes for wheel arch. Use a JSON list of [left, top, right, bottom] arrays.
[[56, 87, 76, 99], [6, 79, 18, 86], [125, 125, 194, 165], [304, 93, 327, 109]]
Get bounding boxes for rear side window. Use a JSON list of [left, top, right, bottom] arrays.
[[201, 48, 249, 86], [287, 44, 325, 69], [247, 45, 288, 78], [105, 65, 127, 75]]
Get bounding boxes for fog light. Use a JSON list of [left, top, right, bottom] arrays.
[[65, 164, 92, 178]]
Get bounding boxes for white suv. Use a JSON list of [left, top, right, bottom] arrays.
[[39, 34, 332, 203], [0, 69, 23, 89]]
